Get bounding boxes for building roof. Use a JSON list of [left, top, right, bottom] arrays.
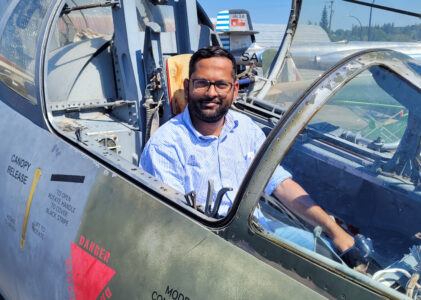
[[253, 24, 330, 47]]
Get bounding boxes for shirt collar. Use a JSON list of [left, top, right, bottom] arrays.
[[182, 105, 238, 140]]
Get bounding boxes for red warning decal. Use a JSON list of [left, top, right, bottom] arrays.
[[66, 236, 115, 300], [231, 18, 246, 27]]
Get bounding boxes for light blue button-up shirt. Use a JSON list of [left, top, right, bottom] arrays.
[[140, 106, 291, 216]]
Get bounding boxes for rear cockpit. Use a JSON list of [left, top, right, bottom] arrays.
[[45, 0, 217, 168]]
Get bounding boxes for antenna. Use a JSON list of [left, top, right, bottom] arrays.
[[328, 0, 334, 32]]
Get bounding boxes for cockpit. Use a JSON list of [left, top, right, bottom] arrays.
[[44, 1, 421, 296], [1, 0, 420, 298]]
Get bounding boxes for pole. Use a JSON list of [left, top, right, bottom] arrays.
[[328, 0, 334, 33], [349, 15, 363, 40], [368, 0, 375, 41]]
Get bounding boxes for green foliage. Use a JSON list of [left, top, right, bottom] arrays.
[[320, 5, 329, 33], [329, 22, 421, 42]]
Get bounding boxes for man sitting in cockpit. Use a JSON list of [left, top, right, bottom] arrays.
[[141, 46, 370, 267]]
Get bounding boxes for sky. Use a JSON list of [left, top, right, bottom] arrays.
[[198, 0, 420, 30]]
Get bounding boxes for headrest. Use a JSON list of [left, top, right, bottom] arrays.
[[166, 54, 192, 115]]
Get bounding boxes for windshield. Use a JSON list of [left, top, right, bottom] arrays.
[[0, 0, 11, 19], [48, 0, 173, 52], [262, 0, 421, 110], [251, 51, 421, 298], [0, 0, 52, 103]]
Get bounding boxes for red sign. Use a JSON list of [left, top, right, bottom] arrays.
[[231, 18, 246, 27], [66, 236, 115, 300]]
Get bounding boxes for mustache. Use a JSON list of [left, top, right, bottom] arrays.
[[197, 97, 221, 104]]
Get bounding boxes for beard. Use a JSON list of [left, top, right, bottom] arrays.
[[187, 93, 233, 123]]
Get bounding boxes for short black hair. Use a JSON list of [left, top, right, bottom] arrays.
[[189, 46, 237, 79]]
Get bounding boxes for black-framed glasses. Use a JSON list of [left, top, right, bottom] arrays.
[[191, 79, 234, 95]]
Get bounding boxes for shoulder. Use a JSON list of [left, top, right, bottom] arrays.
[[229, 109, 251, 122], [226, 110, 267, 150], [146, 114, 188, 147], [140, 115, 187, 168], [229, 109, 263, 133]]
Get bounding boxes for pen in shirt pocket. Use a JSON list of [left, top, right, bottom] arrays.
[[245, 151, 255, 162]]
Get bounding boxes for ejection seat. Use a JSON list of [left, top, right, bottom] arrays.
[[163, 24, 219, 117], [165, 54, 192, 116]]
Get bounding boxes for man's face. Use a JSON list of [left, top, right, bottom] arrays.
[[184, 57, 238, 123]]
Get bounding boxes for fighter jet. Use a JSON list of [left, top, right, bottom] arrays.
[[0, 0, 420, 299]]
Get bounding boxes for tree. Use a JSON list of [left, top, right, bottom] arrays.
[[319, 5, 329, 33], [329, 24, 418, 43]]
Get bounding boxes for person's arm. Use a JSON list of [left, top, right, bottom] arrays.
[[140, 143, 185, 193], [272, 178, 354, 253]]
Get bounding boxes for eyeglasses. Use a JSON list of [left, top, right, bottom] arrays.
[[191, 79, 234, 95]]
